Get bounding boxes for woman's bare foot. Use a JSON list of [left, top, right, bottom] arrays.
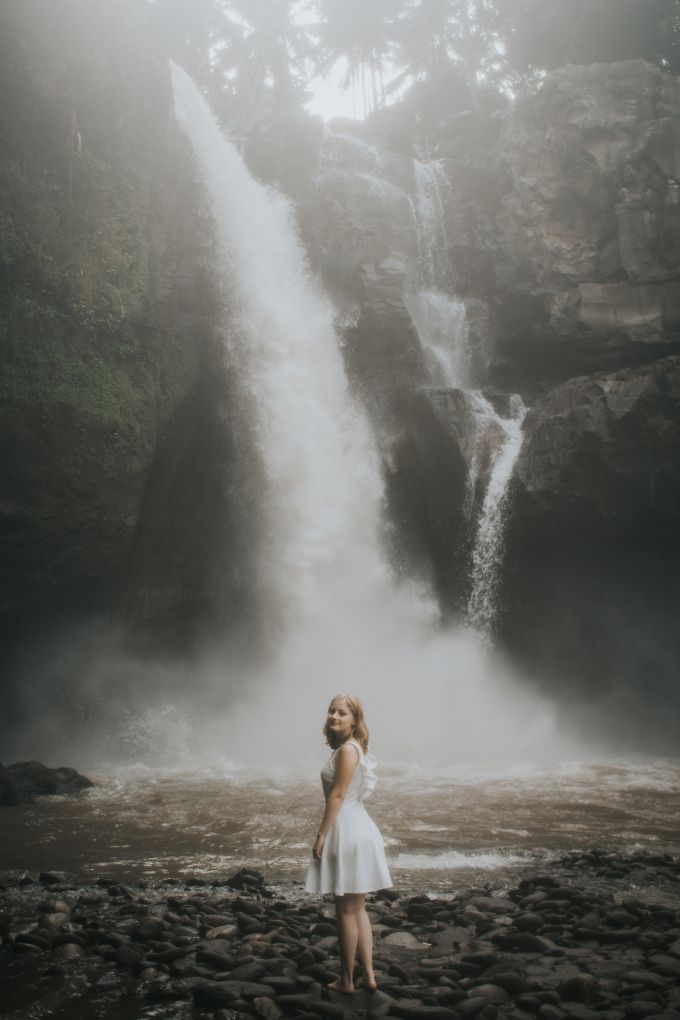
[[361, 973, 378, 992], [327, 978, 355, 994]]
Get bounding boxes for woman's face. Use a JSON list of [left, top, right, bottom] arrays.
[[327, 698, 355, 742]]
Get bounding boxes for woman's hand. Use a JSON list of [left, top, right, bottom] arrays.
[[312, 833, 325, 860]]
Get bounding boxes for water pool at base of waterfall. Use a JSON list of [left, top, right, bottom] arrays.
[[2, 761, 679, 897]]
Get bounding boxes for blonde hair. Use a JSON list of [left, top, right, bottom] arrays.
[[323, 693, 369, 752]]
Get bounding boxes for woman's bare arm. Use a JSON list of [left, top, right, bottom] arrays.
[[312, 743, 359, 860]]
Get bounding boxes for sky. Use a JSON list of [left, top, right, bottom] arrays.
[[306, 61, 360, 120]]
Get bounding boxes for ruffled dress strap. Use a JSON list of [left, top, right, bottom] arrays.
[[343, 739, 378, 801]]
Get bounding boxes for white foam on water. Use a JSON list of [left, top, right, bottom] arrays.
[[394, 850, 531, 870]]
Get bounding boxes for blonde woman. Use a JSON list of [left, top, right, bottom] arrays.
[[305, 694, 392, 993]]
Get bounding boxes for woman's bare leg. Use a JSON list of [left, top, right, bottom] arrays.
[[356, 900, 376, 990], [328, 894, 362, 992]]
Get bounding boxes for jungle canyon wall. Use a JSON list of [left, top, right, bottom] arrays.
[[1, 0, 679, 750], [0, 0, 257, 703], [246, 60, 680, 745]]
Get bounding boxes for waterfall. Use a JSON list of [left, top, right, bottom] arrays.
[[171, 65, 387, 624], [318, 130, 419, 261], [170, 66, 560, 766], [413, 160, 450, 289], [406, 158, 527, 639], [466, 397, 527, 639], [404, 289, 470, 387]]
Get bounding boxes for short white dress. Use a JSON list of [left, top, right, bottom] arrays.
[[305, 738, 392, 896]]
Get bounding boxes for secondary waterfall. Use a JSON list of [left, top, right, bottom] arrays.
[[406, 161, 527, 639], [466, 398, 527, 638], [170, 66, 561, 766], [414, 160, 450, 289]]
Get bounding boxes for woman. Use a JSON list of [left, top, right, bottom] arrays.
[[305, 694, 392, 993]]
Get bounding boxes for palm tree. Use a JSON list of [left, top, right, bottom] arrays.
[[393, 0, 458, 80], [306, 0, 406, 116], [208, 0, 311, 131], [504, 0, 680, 78], [395, 0, 507, 83], [146, 0, 234, 83]]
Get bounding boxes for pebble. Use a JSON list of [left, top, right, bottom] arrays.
[[53, 942, 84, 960], [1, 852, 679, 1019], [383, 930, 425, 947]]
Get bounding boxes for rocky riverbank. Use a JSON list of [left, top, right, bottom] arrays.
[[2, 851, 679, 1019]]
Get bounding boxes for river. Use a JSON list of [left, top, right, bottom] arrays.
[[2, 760, 679, 899]]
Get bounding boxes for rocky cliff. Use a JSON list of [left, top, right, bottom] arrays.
[[0, 0, 252, 665], [246, 59, 680, 736], [436, 60, 680, 387], [1, 1, 678, 746]]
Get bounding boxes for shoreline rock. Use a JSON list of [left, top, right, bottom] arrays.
[[1, 851, 679, 1018], [0, 762, 32, 806], [2, 761, 94, 803]]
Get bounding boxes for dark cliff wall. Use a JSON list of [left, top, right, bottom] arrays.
[[1, 1, 678, 747], [0, 0, 246, 664], [431, 62, 680, 737], [501, 357, 680, 747], [435, 60, 680, 388], [245, 62, 680, 738]]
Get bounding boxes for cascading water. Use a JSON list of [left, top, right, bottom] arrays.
[[466, 397, 527, 639], [404, 288, 470, 387], [171, 65, 387, 626], [406, 156, 527, 639], [318, 130, 419, 260], [413, 160, 450, 289], [170, 66, 563, 766]]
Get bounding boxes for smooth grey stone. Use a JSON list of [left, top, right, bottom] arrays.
[[537, 1006, 565, 1020], [390, 1004, 460, 1019], [558, 975, 600, 1004], [53, 942, 84, 960], [474, 983, 511, 1004], [459, 996, 490, 1017], [647, 954, 680, 976], [517, 915, 545, 932]]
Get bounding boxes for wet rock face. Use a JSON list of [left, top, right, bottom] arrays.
[[245, 65, 680, 688], [499, 358, 680, 745], [0, 1, 248, 661], [435, 60, 680, 386], [515, 357, 680, 520]]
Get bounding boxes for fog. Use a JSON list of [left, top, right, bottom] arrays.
[[1, 64, 584, 774]]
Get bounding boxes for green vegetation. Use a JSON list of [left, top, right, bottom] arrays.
[[0, 0, 223, 613], [0, 0, 211, 440]]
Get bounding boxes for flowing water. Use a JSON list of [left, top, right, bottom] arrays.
[[168, 65, 565, 768], [318, 133, 529, 642], [1, 67, 677, 1020], [413, 159, 450, 289], [406, 161, 527, 637], [8, 69, 666, 911], [466, 397, 527, 637], [2, 761, 679, 897]]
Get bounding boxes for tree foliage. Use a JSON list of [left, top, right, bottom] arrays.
[[505, 0, 680, 78], [144, 0, 680, 126]]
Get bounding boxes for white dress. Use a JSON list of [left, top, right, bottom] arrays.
[[305, 738, 392, 896]]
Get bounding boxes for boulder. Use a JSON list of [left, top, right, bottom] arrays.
[[6, 761, 94, 798], [0, 761, 32, 805]]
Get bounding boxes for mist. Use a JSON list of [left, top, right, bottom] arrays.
[[1, 0, 678, 780]]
